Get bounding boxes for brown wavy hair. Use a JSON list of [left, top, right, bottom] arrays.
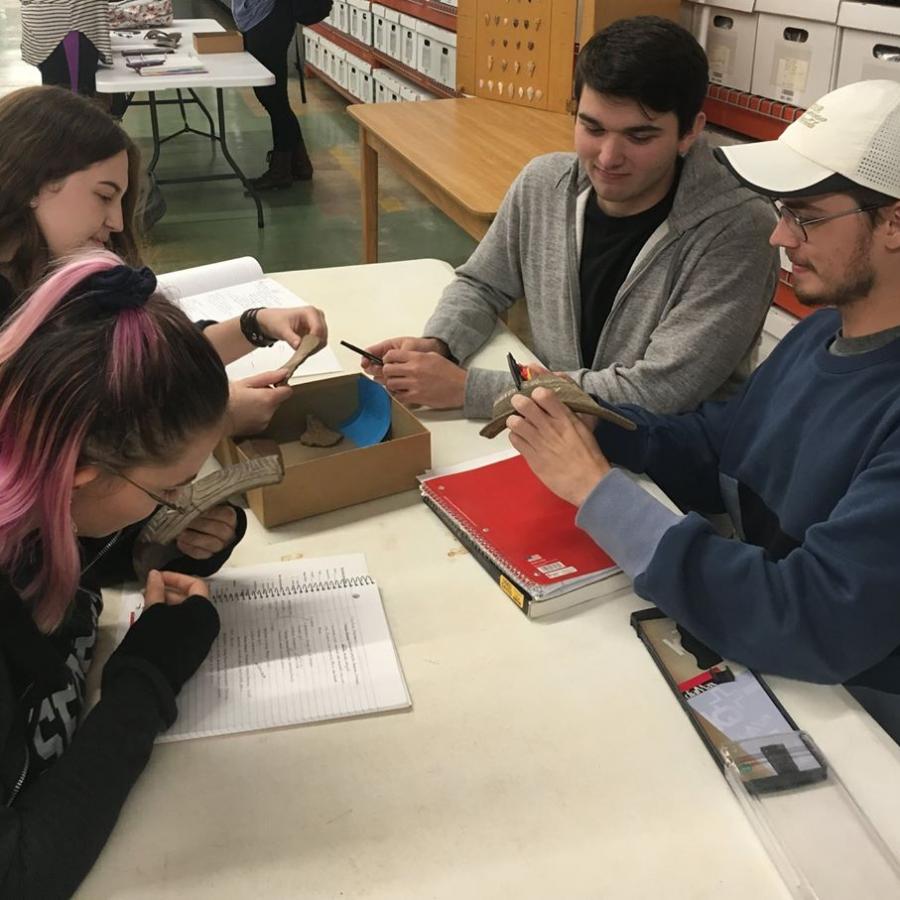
[[0, 86, 143, 294]]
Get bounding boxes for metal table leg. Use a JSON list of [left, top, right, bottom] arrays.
[[147, 91, 162, 176], [189, 88, 217, 141]]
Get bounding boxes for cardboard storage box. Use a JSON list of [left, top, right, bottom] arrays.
[[348, 0, 373, 45], [416, 22, 457, 88], [385, 7, 402, 60], [304, 32, 320, 71], [226, 375, 431, 528], [400, 14, 419, 69], [193, 31, 243, 53], [372, 3, 388, 54], [374, 67, 404, 101], [751, 0, 841, 107], [336, 54, 349, 90], [700, 2, 759, 92], [336, 0, 350, 34], [836, 1, 900, 87]]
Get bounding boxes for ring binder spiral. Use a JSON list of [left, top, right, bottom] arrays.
[[421, 453, 628, 618], [214, 574, 377, 604]]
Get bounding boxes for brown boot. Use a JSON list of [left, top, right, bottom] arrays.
[[250, 150, 294, 191], [291, 138, 313, 181]]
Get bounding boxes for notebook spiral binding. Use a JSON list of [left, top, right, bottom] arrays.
[[421, 484, 549, 598], [215, 574, 376, 604]]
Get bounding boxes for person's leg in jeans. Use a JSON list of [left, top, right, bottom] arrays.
[[243, 3, 313, 189], [38, 32, 100, 93]]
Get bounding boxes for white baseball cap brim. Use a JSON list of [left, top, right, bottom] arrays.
[[716, 139, 838, 198]]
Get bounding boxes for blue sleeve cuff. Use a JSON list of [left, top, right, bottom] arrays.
[[575, 469, 681, 579]]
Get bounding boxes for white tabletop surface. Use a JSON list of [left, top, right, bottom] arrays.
[[77, 259, 900, 899], [97, 19, 274, 93]]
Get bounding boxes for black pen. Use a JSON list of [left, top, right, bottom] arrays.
[[341, 340, 384, 367], [507, 352, 523, 390]]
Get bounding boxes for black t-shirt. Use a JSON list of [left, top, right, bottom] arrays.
[[578, 168, 681, 366]]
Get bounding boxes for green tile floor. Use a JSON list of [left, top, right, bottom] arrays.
[[0, 0, 477, 276]]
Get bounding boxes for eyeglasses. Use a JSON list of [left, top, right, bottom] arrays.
[[774, 200, 887, 243], [113, 470, 194, 513]]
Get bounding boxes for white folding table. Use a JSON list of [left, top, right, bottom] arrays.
[[97, 19, 275, 227], [77, 259, 900, 899]]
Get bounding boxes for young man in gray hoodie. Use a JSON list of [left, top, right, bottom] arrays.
[[363, 17, 780, 419]]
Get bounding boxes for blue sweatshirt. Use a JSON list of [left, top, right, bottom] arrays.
[[576, 309, 900, 694]]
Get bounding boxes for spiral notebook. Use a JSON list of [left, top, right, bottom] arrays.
[[121, 554, 411, 742], [420, 451, 629, 618]]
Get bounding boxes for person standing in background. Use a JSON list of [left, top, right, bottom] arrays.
[[20, 0, 111, 94], [233, 0, 314, 190]]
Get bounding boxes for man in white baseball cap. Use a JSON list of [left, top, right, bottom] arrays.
[[502, 79, 900, 743]]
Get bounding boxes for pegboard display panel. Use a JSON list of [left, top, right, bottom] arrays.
[[456, 0, 578, 112]]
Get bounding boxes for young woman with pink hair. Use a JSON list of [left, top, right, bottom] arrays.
[[0, 251, 246, 896]]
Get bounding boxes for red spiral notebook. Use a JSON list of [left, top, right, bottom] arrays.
[[420, 453, 628, 618]]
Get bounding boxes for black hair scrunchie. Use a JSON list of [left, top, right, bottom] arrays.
[[83, 264, 157, 312]]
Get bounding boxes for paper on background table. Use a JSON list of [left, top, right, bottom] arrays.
[[118, 554, 412, 742], [156, 256, 263, 298], [171, 277, 343, 381]]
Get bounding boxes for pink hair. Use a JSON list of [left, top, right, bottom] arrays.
[[0, 252, 164, 631]]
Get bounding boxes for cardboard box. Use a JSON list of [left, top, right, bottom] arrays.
[[304, 32, 320, 71], [228, 375, 431, 528], [416, 22, 457, 88], [193, 31, 243, 54], [836, 1, 900, 87], [694, 0, 756, 13], [384, 7, 402, 59], [347, 53, 373, 99], [348, 0, 372, 45], [372, 3, 388, 53], [751, 0, 841, 106], [336, 0, 350, 34], [705, 6, 760, 92], [400, 14, 419, 69]]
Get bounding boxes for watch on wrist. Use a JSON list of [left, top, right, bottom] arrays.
[[239, 307, 275, 348]]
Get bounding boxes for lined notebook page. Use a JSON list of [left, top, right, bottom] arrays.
[[168, 277, 343, 382], [144, 554, 410, 742]]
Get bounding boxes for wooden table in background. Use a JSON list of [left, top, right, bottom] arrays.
[[348, 98, 574, 262]]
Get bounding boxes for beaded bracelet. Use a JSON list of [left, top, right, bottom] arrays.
[[239, 307, 275, 347]]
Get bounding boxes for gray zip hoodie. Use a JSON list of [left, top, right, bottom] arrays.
[[422, 138, 780, 418]]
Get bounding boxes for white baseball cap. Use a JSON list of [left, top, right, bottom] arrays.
[[716, 80, 900, 199]]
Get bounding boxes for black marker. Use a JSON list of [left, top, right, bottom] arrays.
[[340, 340, 384, 366], [506, 352, 523, 390]]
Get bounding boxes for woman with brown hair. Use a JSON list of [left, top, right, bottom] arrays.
[[0, 86, 142, 310], [0, 86, 329, 435]]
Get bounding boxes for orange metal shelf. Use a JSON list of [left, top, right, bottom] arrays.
[[308, 22, 378, 64], [703, 84, 805, 142], [380, 0, 457, 32]]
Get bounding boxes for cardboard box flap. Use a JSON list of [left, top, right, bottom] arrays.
[[694, 0, 757, 13], [756, 0, 840, 23], [838, 1, 900, 33]]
